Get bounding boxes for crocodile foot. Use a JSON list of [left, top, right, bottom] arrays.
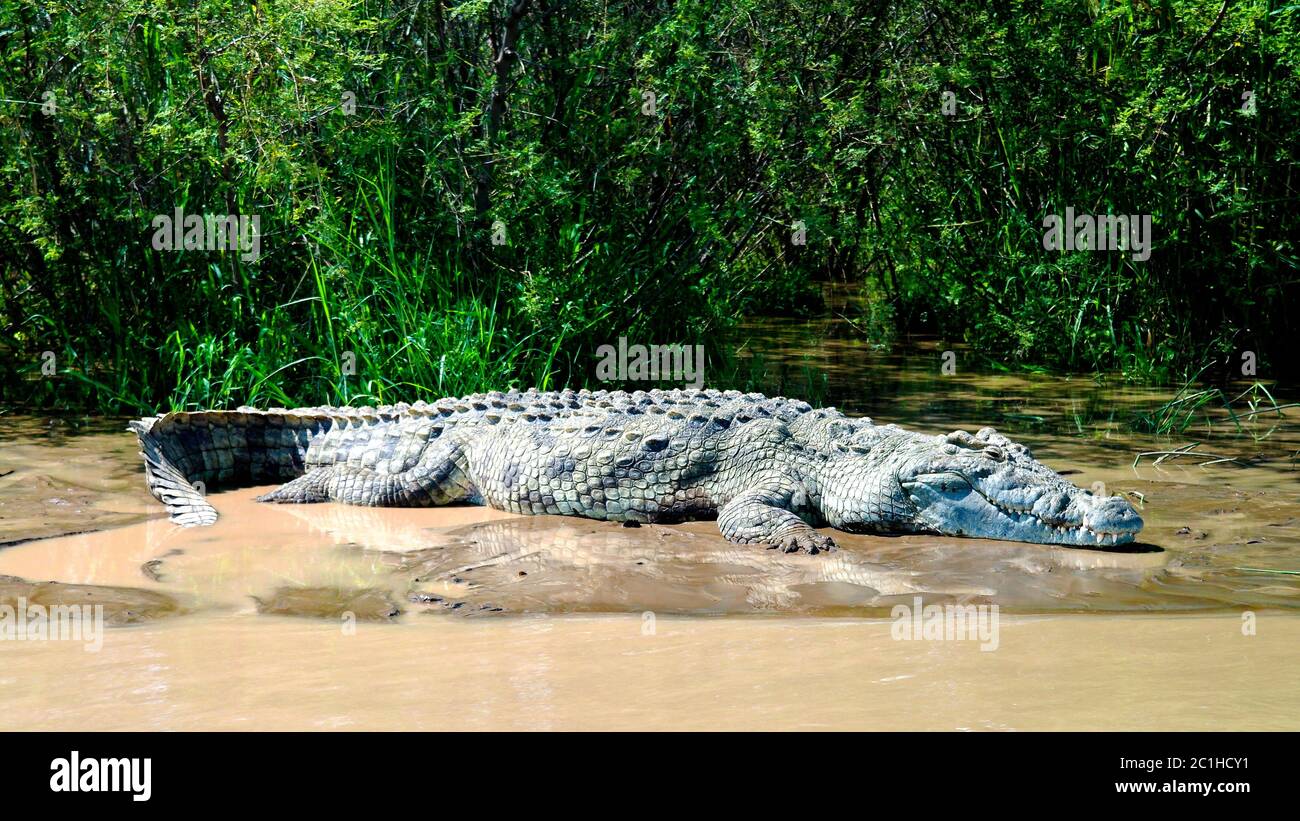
[[768, 530, 837, 555]]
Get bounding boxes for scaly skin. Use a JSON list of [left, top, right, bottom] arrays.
[[130, 388, 1143, 551]]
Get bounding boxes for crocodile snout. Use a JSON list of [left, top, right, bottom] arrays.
[[1081, 494, 1143, 537]]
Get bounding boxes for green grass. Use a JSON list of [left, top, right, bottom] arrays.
[[1131, 367, 1296, 436]]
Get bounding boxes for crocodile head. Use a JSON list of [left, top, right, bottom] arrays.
[[824, 426, 1143, 547]]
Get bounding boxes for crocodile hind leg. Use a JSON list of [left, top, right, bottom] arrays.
[[718, 487, 836, 554], [255, 469, 333, 503], [257, 441, 476, 508]]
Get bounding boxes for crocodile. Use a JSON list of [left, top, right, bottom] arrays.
[[129, 388, 1143, 552]]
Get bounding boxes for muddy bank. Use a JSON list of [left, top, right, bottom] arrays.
[[60, 480, 1289, 620], [253, 586, 403, 622], [0, 575, 183, 625], [0, 416, 157, 544]]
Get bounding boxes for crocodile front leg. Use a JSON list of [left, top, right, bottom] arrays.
[[717, 486, 836, 554]]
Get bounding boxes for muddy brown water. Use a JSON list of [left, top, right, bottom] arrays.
[[2, 341, 1299, 729]]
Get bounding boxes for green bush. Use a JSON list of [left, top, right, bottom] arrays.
[[1, 0, 1295, 412]]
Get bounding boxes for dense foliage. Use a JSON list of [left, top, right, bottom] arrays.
[[1, 0, 1296, 412]]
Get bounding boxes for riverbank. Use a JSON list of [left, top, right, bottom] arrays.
[[3, 356, 1297, 730]]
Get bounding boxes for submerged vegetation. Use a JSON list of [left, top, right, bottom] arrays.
[[1131, 373, 1298, 436], [1, 0, 1297, 413]]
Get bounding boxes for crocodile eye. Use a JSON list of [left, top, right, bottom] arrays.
[[983, 445, 1004, 462]]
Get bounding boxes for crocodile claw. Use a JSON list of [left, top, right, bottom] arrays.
[[768, 530, 837, 555]]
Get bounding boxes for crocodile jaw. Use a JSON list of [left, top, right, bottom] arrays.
[[900, 471, 1143, 547]]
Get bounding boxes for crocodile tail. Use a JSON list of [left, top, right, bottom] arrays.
[[130, 417, 219, 526], [129, 408, 332, 526]]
